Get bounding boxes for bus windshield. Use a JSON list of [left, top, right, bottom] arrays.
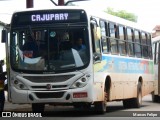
[[10, 26, 90, 73]]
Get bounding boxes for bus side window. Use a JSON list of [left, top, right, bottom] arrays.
[[108, 22, 118, 54], [153, 43, 156, 64], [141, 32, 148, 58], [118, 25, 126, 55], [156, 43, 160, 64], [100, 20, 109, 53], [134, 30, 142, 58], [147, 34, 153, 59], [154, 43, 157, 64], [127, 28, 134, 56]]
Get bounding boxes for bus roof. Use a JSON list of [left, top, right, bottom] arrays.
[[12, 6, 151, 33], [85, 8, 151, 33]]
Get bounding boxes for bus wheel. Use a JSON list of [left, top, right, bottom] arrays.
[[131, 82, 142, 108], [94, 87, 107, 114], [32, 103, 45, 112], [123, 99, 132, 108], [151, 92, 160, 103]]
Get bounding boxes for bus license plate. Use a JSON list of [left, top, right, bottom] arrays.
[[73, 92, 88, 98]]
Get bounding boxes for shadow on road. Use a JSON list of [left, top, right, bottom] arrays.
[[41, 105, 134, 117], [3, 103, 152, 117]]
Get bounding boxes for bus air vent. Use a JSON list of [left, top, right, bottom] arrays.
[[23, 75, 75, 83]]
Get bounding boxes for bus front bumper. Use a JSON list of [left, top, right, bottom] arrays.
[[10, 85, 94, 104]]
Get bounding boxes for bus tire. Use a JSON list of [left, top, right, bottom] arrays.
[[131, 82, 142, 108], [152, 92, 160, 103], [32, 103, 45, 112], [123, 99, 132, 108], [94, 101, 106, 114], [94, 86, 107, 114]]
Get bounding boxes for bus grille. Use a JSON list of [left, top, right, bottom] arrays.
[[23, 75, 75, 83], [35, 92, 65, 98], [31, 85, 68, 89]]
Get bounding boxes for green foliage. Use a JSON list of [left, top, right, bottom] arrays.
[[105, 7, 137, 22]]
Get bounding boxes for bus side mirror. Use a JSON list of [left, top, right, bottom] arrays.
[[93, 53, 101, 62], [1, 29, 7, 43]]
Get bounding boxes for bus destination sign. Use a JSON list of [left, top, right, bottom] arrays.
[[31, 13, 69, 22], [12, 10, 87, 26]]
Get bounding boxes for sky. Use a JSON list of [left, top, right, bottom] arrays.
[[0, 0, 160, 31], [0, 0, 160, 60]]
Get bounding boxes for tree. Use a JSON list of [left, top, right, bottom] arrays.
[[105, 7, 138, 22]]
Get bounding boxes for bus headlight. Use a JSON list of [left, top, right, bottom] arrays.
[[70, 77, 88, 89], [13, 80, 29, 90]]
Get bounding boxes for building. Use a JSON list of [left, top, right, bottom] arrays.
[[152, 25, 160, 38]]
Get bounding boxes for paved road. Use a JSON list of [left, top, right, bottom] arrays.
[[3, 93, 160, 117]]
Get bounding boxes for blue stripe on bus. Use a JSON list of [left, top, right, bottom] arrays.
[[97, 55, 154, 74]]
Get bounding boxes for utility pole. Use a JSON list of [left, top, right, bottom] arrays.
[[58, 0, 64, 6], [26, 0, 34, 8]]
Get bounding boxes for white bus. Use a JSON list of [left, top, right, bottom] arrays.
[[152, 36, 160, 102], [1, 6, 155, 113]]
